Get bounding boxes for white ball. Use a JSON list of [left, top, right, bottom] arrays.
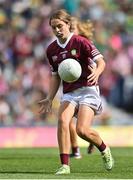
[[58, 58, 82, 83]]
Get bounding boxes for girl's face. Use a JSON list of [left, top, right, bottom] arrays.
[[50, 19, 71, 43]]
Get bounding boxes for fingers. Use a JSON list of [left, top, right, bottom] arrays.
[[38, 99, 45, 105], [87, 65, 99, 85], [38, 100, 52, 114], [38, 99, 47, 113], [88, 65, 96, 72], [88, 65, 93, 72], [38, 104, 45, 114], [87, 73, 95, 81], [87, 74, 98, 85], [38, 104, 50, 114]]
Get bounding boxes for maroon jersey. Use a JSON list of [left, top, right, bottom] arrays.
[[46, 33, 103, 93]]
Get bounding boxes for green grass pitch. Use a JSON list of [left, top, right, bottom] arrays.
[[0, 147, 133, 179]]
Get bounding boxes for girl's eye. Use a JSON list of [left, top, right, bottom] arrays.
[[52, 25, 63, 30], [58, 25, 63, 28]]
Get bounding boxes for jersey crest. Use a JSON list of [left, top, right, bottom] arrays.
[[71, 49, 77, 55]]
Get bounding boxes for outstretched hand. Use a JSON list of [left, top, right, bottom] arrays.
[[38, 98, 52, 114]]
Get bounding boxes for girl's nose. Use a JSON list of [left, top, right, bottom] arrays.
[[55, 27, 60, 32]]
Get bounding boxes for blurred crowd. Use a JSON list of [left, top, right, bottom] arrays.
[[0, 0, 132, 126]]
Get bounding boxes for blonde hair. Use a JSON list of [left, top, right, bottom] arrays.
[[49, 9, 71, 26], [71, 17, 94, 40]]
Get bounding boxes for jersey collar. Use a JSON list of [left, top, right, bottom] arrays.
[[56, 33, 74, 48]]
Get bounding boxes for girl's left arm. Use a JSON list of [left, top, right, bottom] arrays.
[[87, 58, 105, 85]]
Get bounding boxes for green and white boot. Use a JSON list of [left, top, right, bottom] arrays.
[[101, 147, 114, 171], [55, 164, 70, 175]]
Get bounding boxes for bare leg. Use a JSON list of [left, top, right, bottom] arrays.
[[58, 102, 75, 165], [69, 118, 78, 147], [69, 118, 81, 158], [76, 105, 103, 147], [76, 105, 114, 171]]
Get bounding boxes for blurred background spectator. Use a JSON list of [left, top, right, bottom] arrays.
[[0, 0, 132, 126]]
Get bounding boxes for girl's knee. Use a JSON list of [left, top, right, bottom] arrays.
[[58, 115, 70, 129], [76, 125, 91, 138]]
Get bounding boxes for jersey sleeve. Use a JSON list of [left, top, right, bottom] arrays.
[[46, 47, 58, 75], [81, 38, 103, 62]]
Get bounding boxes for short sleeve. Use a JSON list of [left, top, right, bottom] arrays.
[[81, 38, 103, 61], [46, 47, 58, 75]]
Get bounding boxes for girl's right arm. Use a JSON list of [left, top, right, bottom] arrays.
[[47, 74, 61, 101], [38, 74, 61, 114]]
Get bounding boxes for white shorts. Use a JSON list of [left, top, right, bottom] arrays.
[[61, 86, 103, 115]]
